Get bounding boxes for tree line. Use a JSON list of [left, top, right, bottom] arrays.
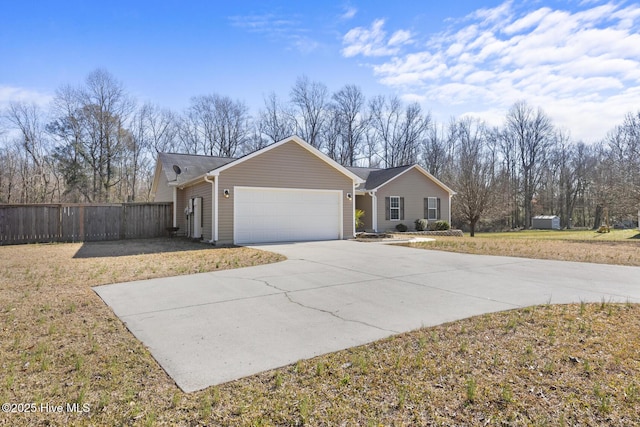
[[1, 69, 639, 233]]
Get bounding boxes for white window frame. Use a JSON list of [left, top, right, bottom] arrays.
[[427, 197, 438, 220], [390, 196, 400, 221]]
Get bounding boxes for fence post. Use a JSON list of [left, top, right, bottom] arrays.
[[120, 204, 127, 240]]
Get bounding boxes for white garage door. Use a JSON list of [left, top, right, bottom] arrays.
[[234, 187, 342, 244]]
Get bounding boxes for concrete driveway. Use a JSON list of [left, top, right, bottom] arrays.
[[94, 240, 640, 392]]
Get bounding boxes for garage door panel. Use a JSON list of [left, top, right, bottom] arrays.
[[234, 187, 341, 244]]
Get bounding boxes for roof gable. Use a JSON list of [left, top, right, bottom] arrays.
[[347, 164, 455, 195], [208, 136, 364, 183], [365, 165, 413, 190]]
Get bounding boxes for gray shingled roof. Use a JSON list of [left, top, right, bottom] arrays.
[[347, 165, 413, 191], [158, 152, 236, 185]]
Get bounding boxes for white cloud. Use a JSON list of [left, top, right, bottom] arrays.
[[503, 7, 552, 34], [470, 1, 513, 25], [228, 13, 320, 53], [341, 19, 412, 58], [343, 1, 640, 142], [341, 6, 357, 20], [388, 29, 412, 46], [0, 86, 52, 109]]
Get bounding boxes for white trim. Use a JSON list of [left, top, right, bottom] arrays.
[[448, 195, 452, 225], [352, 182, 356, 236], [370, 164, 456, 195], [389, 196, 401, 221], [427, 197, 438, 221], [204, 175, 216, 243], [207, 136, 364, 185], [233, 186, 343, 245], [369, 191, 378, 232], [214, 178, 219, 242]]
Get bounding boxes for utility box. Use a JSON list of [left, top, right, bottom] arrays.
[[532, 215, 561, 230]]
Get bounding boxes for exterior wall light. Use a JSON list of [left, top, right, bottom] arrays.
[[347, 193, 352, 200], [223, 189, 230, 198]]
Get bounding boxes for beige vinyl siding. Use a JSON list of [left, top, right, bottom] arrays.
[[175, 189, 187, 237], [217, 140, 354, 244], [355, 194, 373, 232], [376, 168, 450, 232], [181, 180, 213, 240], [153, 169, 174, 202]]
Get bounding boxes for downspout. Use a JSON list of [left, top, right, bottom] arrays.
[[352, 183, 356, 238], [172, 187, 177, 228], [204, 175, 216, 244], [448, 194, 452, 225], [368, 191, 377, 232]]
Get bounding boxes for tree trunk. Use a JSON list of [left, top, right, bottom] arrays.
[[470, 220, 476, 237], [593, 204, 603, 230]]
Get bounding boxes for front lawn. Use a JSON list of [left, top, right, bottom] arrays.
[[404, 229, 640, 266], [1, 237, 638, 425]]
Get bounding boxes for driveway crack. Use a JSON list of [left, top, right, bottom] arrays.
[[284, 292, 400, 334], [248, 277, 399, 334]]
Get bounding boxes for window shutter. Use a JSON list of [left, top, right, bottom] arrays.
[[424, 198, 428, 219], [385, 197, 390, 220], [400, 197, 405, 220], [437, 198, 441, 220]]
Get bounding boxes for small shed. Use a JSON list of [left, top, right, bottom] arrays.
[[532, 215, 561, 230]]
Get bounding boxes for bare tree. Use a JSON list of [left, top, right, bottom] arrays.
[[553, 131, 581, 228], [323, 108, 342, 163], [185, 95, 216, 155], [126, 104, 159, 201], [48, 69, 134, 202], [143, 104, 179, 156], [290, 76, 328, 149], [505, 101, 554, 228], [183, 94, 250, 157], [369, 95, 401, 167], [83, 69, 135, 201], [568, 141, 595, 227], [369, 95, 430, 167], [213, 95, 250, 157], [0, 144, 20, 202], [176, 110, 202, 155], [3, 102, 57, 202], [329, 84, 368, 166], [421, 122, 453, 179], [602, 111, 640, 221], [258, 92, 295, 145], [450, 117, 496, 236]]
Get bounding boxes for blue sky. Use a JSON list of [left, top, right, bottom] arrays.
[[1, 0, 639, 142]]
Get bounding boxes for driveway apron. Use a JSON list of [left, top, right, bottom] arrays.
[[94, 240, 640, 392]]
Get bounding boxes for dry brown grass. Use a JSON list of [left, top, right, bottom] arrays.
[[207, 303, 640, 426], [1, 237, 639, 426], [0, 239, 283, 426], [404, 233, 640, 266]]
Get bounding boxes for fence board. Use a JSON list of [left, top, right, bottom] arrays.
[[0, 203, 173, 245]]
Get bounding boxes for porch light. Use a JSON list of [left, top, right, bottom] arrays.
[[223, 189, 230, 198], [347, 193, 352, 200]]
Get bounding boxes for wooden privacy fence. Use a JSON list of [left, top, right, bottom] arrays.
[[0, 203, 173, 245]]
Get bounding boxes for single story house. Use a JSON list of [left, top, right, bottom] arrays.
[[347, 164, 455, 234], [151, 136, 455, 245]]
